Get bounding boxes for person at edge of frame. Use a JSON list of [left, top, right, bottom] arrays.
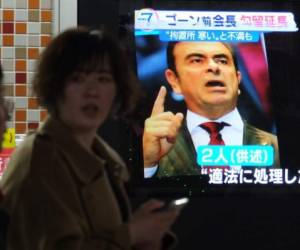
[[0, 26, 181, 250]]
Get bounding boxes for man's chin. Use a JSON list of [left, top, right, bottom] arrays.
[[205, 98, 231, 107], [203, 98, 236, 113]]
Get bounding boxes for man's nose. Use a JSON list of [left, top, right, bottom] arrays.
[[207, 58, 220, 74]]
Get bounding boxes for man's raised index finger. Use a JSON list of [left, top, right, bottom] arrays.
[[151, 86, 167, 116]]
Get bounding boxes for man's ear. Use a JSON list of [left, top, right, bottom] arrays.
[[236, 70, 242, 95], [237, 70, 242, 84], [165, 69, 182, 94]]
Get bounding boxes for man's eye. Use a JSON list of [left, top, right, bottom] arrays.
[[189, 57, 203, 64], [215, 58, 228, 64]]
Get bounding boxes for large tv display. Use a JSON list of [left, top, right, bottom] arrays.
[[122, 1, 300, 195]]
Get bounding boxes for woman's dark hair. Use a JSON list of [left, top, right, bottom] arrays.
[[33, 26, 139, 117], [166, 41, 239, 75]]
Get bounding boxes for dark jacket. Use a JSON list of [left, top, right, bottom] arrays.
[[156, 122, 280, 178]]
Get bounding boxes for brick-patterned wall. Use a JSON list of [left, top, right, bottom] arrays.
[[0, 0, 52, 134]]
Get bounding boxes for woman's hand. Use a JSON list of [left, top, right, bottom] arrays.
[[129, 199, 179, 248]]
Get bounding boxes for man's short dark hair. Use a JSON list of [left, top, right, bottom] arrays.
[[33, 26, 139, 117], [166, 41, 239, 74]]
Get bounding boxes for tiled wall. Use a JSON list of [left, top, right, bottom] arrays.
[[0, 0, 52, 134]]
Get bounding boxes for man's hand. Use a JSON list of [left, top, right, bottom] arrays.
[[143, 86, 184, 167]]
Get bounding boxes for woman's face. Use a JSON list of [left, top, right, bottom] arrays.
[[57, 58, 116, 134]]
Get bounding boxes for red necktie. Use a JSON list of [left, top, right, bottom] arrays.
[[200, 122, 229, 170], [200, 121, 228, 145]]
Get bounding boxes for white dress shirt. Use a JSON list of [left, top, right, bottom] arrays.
[[144, 108, 244, 178]]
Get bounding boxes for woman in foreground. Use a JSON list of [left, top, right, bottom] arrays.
[[0, 27, 178, 250]]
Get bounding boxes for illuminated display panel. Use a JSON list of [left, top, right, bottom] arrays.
[[131, 1, 300, 194]]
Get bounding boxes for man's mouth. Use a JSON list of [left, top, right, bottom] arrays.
[[205, 81, 225, 87]]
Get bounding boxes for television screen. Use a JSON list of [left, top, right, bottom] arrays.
[[121, 1, 300, 195]]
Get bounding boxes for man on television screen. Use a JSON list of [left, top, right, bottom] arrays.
[[143, 41, 280, 178]]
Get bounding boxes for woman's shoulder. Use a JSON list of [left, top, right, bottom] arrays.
[[1, 131, 56, 186], [0, 131, 57, 212]]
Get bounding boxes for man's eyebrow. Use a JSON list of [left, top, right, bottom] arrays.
[[213, 53, 230, 59], [184, 53, 231, 60], [184, 53, 204, 61]]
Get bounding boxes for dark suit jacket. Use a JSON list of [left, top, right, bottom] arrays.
[[156, 122, 280, 178]]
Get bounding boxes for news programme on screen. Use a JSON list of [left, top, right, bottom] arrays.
[[135, 7, 300, 187]]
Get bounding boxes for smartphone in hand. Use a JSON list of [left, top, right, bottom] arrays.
[[167, 197, 189, 210], [155, 197, 189, 212]]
